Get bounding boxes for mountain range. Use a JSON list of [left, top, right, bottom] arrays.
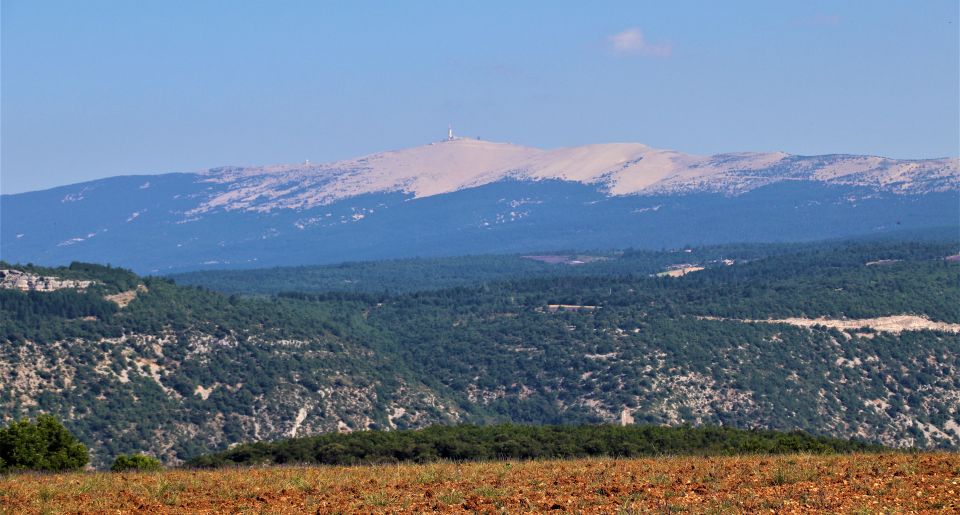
[[2, 138, 957, 272]]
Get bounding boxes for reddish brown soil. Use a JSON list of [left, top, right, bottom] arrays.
[[1, 452, 957, 513]]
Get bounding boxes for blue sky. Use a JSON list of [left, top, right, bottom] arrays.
[[2, 1, 958, 193]]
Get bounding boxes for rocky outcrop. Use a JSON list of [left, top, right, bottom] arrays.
[[0, 269, 94, 292]]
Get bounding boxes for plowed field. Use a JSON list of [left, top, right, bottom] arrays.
[[1, 452, 957, 513]]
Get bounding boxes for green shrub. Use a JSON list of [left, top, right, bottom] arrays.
[[0, 414, 89, 472], [111, 454, 163, 472]]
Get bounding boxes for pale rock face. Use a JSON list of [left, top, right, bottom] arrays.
[[338, 138, 543, 198], [0, 269, 94, 292], [185, 139, 958, 213]]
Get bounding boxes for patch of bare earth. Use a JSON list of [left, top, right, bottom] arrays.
[[702, 315, 960, 334], [546, 304, 599, 312], [658, 266, 705, 277], [104, 284, 148, 308]]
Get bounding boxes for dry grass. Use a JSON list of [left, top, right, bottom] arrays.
[[0, 452, 957, 513]]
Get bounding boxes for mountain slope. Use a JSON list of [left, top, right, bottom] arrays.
[[2, 239, 958, 466], [2, 139, 957, 272]]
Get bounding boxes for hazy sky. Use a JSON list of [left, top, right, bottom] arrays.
[[2, 1, 958, 194]]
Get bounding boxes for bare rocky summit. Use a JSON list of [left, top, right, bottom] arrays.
[[191, 139, 959, 213]]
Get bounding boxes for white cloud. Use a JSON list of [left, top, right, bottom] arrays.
[[606, 28, 672, 57]]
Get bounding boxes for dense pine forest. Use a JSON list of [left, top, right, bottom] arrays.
[[187, 424, 882, 468], [169, 228, 958, 295], [169, 243, 799, 295], [1, 235, 957, 466]]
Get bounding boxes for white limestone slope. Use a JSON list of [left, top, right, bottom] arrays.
[[191, 138, 959, 213]]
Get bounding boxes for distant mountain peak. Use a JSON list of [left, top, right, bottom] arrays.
[[2, 138, 957, 273], [187, 140, 957, 213]]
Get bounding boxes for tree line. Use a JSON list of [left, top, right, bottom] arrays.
[[186, 423, 882, 468]]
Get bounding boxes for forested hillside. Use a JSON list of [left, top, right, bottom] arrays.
[[1, 238, 957, 466], [169, 228, 958, 295], [168, 244, 800, 295]]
